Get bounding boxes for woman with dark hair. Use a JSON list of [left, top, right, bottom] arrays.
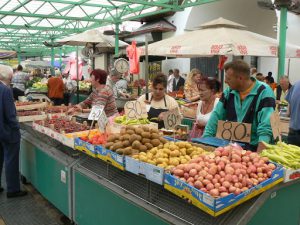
[[68, 69, 118, 117], [189, 77, 220, 139], [138, 73, 179, 128]]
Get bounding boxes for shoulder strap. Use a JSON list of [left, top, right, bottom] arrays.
[[220, 90, 238, 122], [276, 85, 282, 100]]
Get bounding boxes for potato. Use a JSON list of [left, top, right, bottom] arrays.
[[159, 137, 167, 144], [150, 128, 159, 133], [129, 134, 140, 143], [132, 140, 142, 149], [123, 147, 132, 155], [145, 143, 154, 150], [156, 158, 165, 164], [186, 148, 194, 155], [126, 129, 135, 135], [149, 147, 158, 154], [147, 160, 156, 165], [179, 148, 187, 156], [141, 132, 151, 139], [180, 158, 188, 164], [132, 155, 139, 159], [156, 153, 165, 158], [139, 155, 148, 162], [123, 134, 130, 141], [135, 127, 143, 134], [126, 125, 135, 131], [107, 135, 118, 142], [142, 126, 150, 132], [104, 142, 114, 149], [138, 145, 148, 152], [151, 139, 160, 147], [146, 152, 154, 159], [163, 143, 170, 149], [141, 138, 151, 145], [151, 133, 160, 139], [131, 149, 140, 155], [169, 158, 180, 166], [185, 155, 191, 161], [122, 140, 130, 147], [170, 150, 180, 157], [157, 144, 164, 149], [116, 149, 124, 155], [163, 148, 171, 155]]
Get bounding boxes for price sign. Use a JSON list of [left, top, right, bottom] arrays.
[[124, 101, 147, 119], [163, 108, 181, 130], [88, 105, 104, 121], [97, 112, 108, 133], [216, 120, 251, 143], [270, 112, 282, 142]]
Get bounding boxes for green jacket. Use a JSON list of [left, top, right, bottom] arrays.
[[203, 79, 275, 146]]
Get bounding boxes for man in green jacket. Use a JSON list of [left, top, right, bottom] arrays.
[[203, 60, 275, 152]]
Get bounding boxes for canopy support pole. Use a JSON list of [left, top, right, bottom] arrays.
[[278, 6, 287, 82], [145, 36, 149, 100], [17, 44, 21, 64], [59, 47, 62, 69], [76, 45, 79, 103], [51, 38, 55, 75], [92, 43, 96, 70], [114, 23, 120, 57]]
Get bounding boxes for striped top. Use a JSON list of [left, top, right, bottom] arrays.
[[80, 85, 118, 117]]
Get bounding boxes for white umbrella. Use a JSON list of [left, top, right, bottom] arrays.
[[141, 17, 300, 58], [0, 49, 16, 59], [57, 29, 128, 48]]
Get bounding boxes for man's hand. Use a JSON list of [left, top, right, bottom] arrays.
[[256, 142, 266, 153]]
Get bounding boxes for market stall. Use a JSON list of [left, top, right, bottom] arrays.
[[17, 103, 300, 225]]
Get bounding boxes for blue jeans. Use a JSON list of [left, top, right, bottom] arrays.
[[0, 141, 21, 192]]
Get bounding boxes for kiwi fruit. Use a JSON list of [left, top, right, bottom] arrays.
[[104, 142, 114, 149], [122, 134, 130, 141], [107, 135, 118, 142], [159, 137, 167, 144], [141, 138, 151, 145], [142, 126, 150, 132], [132, 140, 142, 149], [122, 140, 130, 147], [150, 128, 159, 133], [135, 135, 142, 141], [134, 127, 143, 134], [141, 132, 151, 139], [151, 133, 160, 139], [116, 149, 124, 155], [138, 145, 148, 152], [145, 143, 154, 150], [151, 139, 160, 147], [126, 129, 135, 135], [126, 125, 135, 131], [123, 147, 132, 155], [131, 149, 140, 155], [113, 141, 123, 150]]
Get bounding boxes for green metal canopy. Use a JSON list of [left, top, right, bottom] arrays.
[[0, 0, 218, 57]]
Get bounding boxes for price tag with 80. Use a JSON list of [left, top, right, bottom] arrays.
[[163, 108, 181, 130], [216, 120, 252, 143], [124, 101, 147, 119], [97, 112, 108, 132]]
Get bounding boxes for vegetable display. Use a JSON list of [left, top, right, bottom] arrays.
[[80, 132, 107, 145], [17, 111, 42, 116], [132, 142, 207, 170], [261, 142, 300, 169], [170, 144, 276, 197], [114, 115, 150, 125]]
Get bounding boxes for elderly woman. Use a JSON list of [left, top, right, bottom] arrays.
[[106, 68, 130, 98], [68, 69, 118, 118], [184, 68, 202, 102], [138, 73, 179, 129]]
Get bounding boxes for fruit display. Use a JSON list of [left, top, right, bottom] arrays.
[[261, 142, 300, 169], [17, 110, 42, 116], [35, 117, 88, 133], [15, 101, 40, 106], [32, 81, 48, 91], [114, 115, 150, 125], [79, 81, 91, 91], [103, 126, 166, 156], [132, 141, 207, 170], [44, 105, 71, 114], [170, 144, 277, 198], [80, 132, 107, 145]]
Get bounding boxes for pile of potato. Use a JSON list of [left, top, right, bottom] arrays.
[[104, 125, 167, 155], [132, 141, 207, 170]]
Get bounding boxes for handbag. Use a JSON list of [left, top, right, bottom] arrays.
[[188, 122, 204, 141]]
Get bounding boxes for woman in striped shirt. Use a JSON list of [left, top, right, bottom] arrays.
[[69, 69, 118, 118]]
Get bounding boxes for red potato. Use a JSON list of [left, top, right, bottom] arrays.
[[212, 178, 219, 184], [195, 164, 202, 172], [225, 166, 235, 175], [202, 179, 210, 186], [187, 177, 195, 183], [220, 192, 229, 197], [199, 170, 207, 177], [194, 180, 203, 189], [189, 169, 198, 177], [234, 188, 242, 195], [208, 166, 218, 176], [222, 181, 231, 189], [219, 171, 226, 178], [173, 169, 184, 177], [229, 186, 236, 193], [184, 173, 189, 180], [205, 174, 214, 181], [201, 188, 207, 192], [214, 183, 221, 189], [209, 189, 219, 197], [214, 174, 221, 181], [206, 183, 215, 191], [180, 178, 186, 182], [219, 178, 225, 183], [219, 186, 227, 193]]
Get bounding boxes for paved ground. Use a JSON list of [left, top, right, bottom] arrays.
[[0, 172, 66, 225]]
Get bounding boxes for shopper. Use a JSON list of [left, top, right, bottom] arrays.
[[274, 75, 292, 104], [106, 69, 130, 98], [167, 69, 174, 93], [184, 68, 202, 102], [171, 69, 185, 92], [0, 64, 27, 198], [203, 60, 276, 152], [68, 69, 118, 118], [286, 80, 300, 146], [265, 72, 277, 91], [189, 77, 220, 139], [255, 73, 265, 82], [138, 73, 179, 129], [11, 65, 29, 100], [47, 70, 64, 105]]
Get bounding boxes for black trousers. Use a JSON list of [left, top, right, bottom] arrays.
[[287, 129, 300, 147], [50, 98, 63, 106]]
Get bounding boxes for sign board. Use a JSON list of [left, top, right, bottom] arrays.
[[97, 111, 108, 133], [216, 120, 252, 143], [163, 108, 181, 130], [124, 100, 147, 119], [270, 112, 282, 142], [88, 105, 104, 121]]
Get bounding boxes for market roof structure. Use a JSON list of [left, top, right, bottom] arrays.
[[0, 0, 219, 57]]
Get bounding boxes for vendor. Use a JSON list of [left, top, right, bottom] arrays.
[[106, 69, 130, 99], [47, 70, 64, 106], [274, 75, 292, 104], [138, 73, 179, 129], [203, 60, 276, 152], [68, 69, 118, 118]]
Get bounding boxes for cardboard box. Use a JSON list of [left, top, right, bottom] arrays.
[[181, 105, 197, 119], [18, 114, 47, 122], [125, 156, 164, 185], [74, 138, 97, 158], [96, 146, 125, 171], [16, 102, 47, 111], [164, 164, 284, 217], [283, 168, 300, 183]]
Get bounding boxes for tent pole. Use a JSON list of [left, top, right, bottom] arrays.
[[278, 6, 287, 82], [76, 46, 79, 103], [17, 44, 21, 64], [114, 23, 120, 57], [92, 43, 96, 70], [145, 36, 149, 100], [59, 47, 62, 69]]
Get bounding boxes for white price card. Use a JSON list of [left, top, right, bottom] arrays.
[[216, 120, 252, 143], [97, 111, 108, 132], [124, 100, 148, 119], [270, 112, 282, 142], [163, 108, 181, 130], [88, 105, 104, 121]]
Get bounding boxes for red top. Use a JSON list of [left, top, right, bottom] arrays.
[[48, 77, 64, 99]]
